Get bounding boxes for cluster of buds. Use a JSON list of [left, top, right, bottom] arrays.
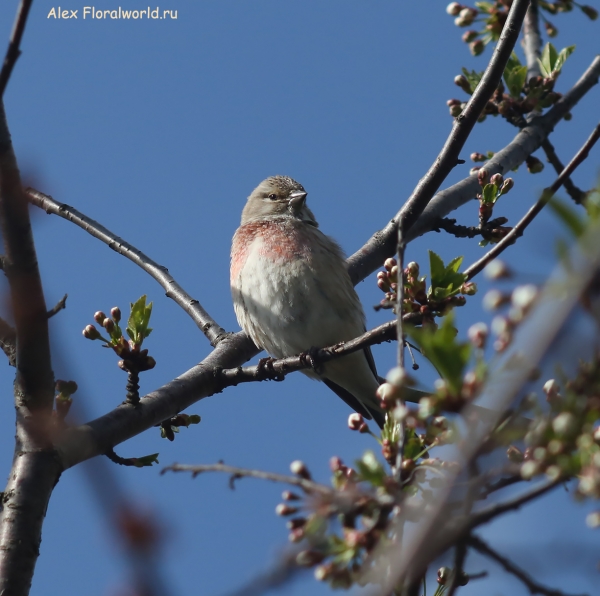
[[447, 1, 510, 55], [540, 0, 598, 20], [450, 73, 563, 125], [486, 284, 539, 351], [517, 355, 600, 494], [475, 170, 514, 243], [83, 306, 156, 374], [54, 379, 78, 422], [417, 372, 482, 418], [376, 258, 471, 321]]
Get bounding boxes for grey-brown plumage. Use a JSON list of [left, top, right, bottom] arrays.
[[231, 176, 385, 426]]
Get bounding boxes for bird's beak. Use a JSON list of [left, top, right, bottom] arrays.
[[288, 190, 307, 213]]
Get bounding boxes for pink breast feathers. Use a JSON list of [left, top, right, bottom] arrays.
[[231, 221, 311, 282]]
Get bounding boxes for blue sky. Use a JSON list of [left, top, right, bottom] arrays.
[[0, 2, 599, 595]]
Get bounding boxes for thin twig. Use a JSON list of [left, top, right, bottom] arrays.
[[464, 122, 600, 280], [0, 0, 34, 98], [541, 139, 586, 203], [468, 534, 589, 596], [46, 293, 67, 318], [162, 462, 334, 496], [26, 188, 228, 347], [467, 479, 561, 531], [446, 540, 468, 596]]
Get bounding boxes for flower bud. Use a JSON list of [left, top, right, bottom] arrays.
[[511, 284, 538, 311], [484, 259, 510, 280], [446, 2, 462, 15], [552, 412, 577, 437], [93, 311, 106, 325], [290, 460, 311, 479], [460, 281, 477, 296], [454, 74, 471, 94], [348, 413, 364, 431], [329, 456, 343, 472], [500, 178, 514, 195], [103, 317, 115, 334], [384, 257, 397, 270], [469, 39, 485, 56], [477, 168, 490, 186], [483, 289, 507, 311], [462, 30, 478, 43], [449, 104, 463, 117], [467, 322, 488, 348], [275, 504, 298, 516], [282, 490, 300, 501], [83, 324, 102, 340], [111, 306, 122, 322], [376, 382, 399, 403], [470, 152, 486, 162], [542, 379, 560, 401], [438, 567, 451, 585], [489, 173, 503, 187]]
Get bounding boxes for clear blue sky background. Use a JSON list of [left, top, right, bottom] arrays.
[[0, 2, 599, 595]]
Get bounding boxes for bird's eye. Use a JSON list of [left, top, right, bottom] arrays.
[[267, 193, 277, 200]]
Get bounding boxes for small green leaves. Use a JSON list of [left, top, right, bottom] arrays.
[[127, 295, 153, 347], [504, 64, 528, 99], [460, 67, 483, 94], [538, 42, 575, 78], [428, 251, 467, 301], [408, 314, 471, 395], [354, 451, 387, 487], [131, 453, 159, 468]]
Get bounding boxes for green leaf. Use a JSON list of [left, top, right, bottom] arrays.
[[538, 43, 575, 77], [403, 428, 423, 461], [407, 314, 471, 395], [355, 450, 386, 487], [126, 295, 153, 346], [461, 67, 484, 93], [428, 251, 466, 301], [548, 197, 586, 237], [482, 183, 499, 205], [132, 453, 159, 467], [504, 65, 528, 98], [554, 45, 576, 73]]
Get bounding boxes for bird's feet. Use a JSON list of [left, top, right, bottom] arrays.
[[256, 356, 285, 381], [300, 346, 324, 375]]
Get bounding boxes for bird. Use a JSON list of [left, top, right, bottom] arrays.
[[230, 175, 386, 427]]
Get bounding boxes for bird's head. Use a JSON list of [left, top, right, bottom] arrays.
[[240, 176, 318, 226]]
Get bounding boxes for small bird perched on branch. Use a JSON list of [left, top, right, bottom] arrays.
[[230, 175, 386, 427]]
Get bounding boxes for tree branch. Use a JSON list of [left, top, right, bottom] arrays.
[[467, 534, 588, 596], [347, 0, 531, 284], [347, 54, 600, 285], [26, 188, 228, 347], [162, 462, 334, 495], [0, 0, 33, 98], [464, 121, 600, 280], [0, 93, 61, 594]]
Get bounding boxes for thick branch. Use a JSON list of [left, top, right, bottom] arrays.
[[26, 188, 228, 347], [0, 97, 59, 595], [0, 0, 33, 98], [464, 122, 600, 280]]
